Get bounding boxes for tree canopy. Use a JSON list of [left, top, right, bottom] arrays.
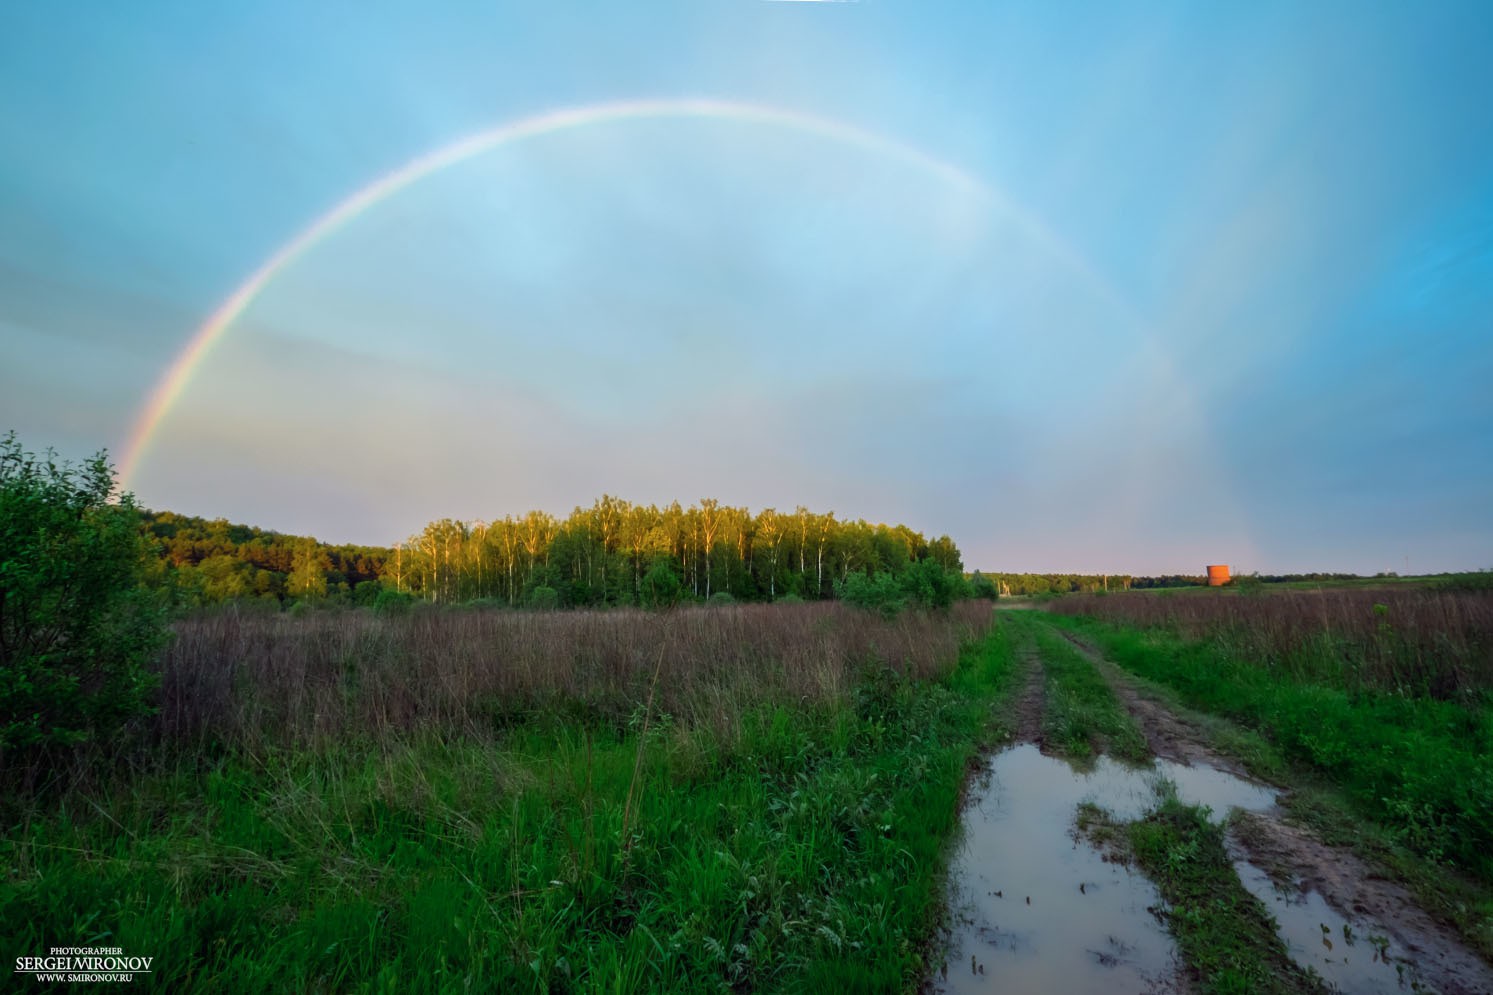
[[388, 497, 965, 608]]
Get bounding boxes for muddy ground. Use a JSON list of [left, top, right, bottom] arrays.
[[1056, 628, 1493, 995], [1011, 639, 1046, 746]]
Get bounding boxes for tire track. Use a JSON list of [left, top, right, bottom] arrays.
[[1011, 636, 1046, 747], [1050, 622, 1493, 995], [1053, 628, 1248, 776]]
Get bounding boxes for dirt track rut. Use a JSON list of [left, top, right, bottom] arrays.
[[1011, 638, 1045, 746], [1054, 626, 1493, 995]]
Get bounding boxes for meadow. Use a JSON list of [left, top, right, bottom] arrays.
[[8, 585, 1493, 993], [1049, 583, 1493, 698], [5, 438, 1490, 992], [2, 602, 1023, 993]]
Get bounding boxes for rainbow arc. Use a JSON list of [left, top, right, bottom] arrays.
[[119, 97, 1142, 489]]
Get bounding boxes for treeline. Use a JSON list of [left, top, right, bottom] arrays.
[[987, 572, 1411, 596], [984, 573, 1199, 596], [138, 499, 970, 610], [1251, 572, 1363, 584], [390, 497, 965, 608], [140, 510, 390, 606]]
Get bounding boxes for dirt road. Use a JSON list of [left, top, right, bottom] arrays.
[[1056, 627, 1493, 995]]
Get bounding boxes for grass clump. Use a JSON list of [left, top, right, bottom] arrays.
[[1125, 799, 1326, 995], [1018, 616, 1147, 764]]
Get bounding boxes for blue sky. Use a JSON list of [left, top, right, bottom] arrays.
[[2, 1, 1489, 574]]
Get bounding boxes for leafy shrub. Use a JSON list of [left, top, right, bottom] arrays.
[[0, 434, 166, 766], [640, 558, 682, 608], [527, 585, 561, 610], [708, 591, 736, 605], [352, 579, 383, 606], [372, 587, 415, 614], [969, 571, 999, 600], [464, 597, 508, 611], [837, 561, 970, 617], [902, 558, 967, 610], [837, 571, 906, 619]]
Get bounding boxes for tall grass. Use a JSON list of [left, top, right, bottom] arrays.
[[2, 603, 1012, 994], [155, 601, 991, 755], [1050, 588, 1493, 699], [1045, 610, 1493, 885]]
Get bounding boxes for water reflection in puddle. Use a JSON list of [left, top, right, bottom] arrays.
[[1231, 857, 1417, 994], [934, 743, 1277, 994]]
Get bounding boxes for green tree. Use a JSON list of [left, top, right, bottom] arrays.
[[287, 539, 330, 601], [640, 557, 682, 608], [527, 585, 561, 610], [836, 570, 905, 618], [969, 571, 999, 600], [0, 433, 165, 764]]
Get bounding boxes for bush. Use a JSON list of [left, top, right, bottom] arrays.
[[527, 585, 561, 610], [373, 587, 415, 614], [838, 562, 970, 617], [640, 558, 682, 609], [464, 597, 508, 611], [0, 433, 166, 767], [902, 558, 966, 611], [708, 591, 735, 605], [352, 579, 383, 606], [837, 571, 906, 619]]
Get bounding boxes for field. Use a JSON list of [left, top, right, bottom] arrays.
[[5, 586, 1493, 993], [3, 602, 1021, 993]]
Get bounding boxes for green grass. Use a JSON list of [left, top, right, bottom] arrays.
[[1045, 614, 1493, 876], [1, 628, 1022, 994], [1013, 615, 1148, 764], [1046, 612, 1493, 957], [1122, 799, 1327, 995]]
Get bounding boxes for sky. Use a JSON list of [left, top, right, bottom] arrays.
[[1, 1, 1490, 575]]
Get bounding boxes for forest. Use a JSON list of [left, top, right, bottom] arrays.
[[143, 505, 1398, 610], [140, 499, 968, 610]]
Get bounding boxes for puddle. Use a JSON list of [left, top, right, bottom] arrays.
[[933, 743, 1278, 994], [1231, 856, 1420, 994]]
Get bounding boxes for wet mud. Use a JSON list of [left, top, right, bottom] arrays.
[[1229, 812, 1493, 995], [1230, 848, 1416, 993], [1011, 641, 1046, 745], [1060, 627, 1493, 995], [1054, 630, 1252, 777], [934, 743, 1276, 994]]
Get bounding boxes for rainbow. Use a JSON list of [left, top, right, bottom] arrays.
[[118, 96, 1133, 489]]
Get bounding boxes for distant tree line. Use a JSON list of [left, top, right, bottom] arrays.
[[140, 510, 390, 607], [984, 573, 1164, 596], [389, 497, 965, 609], [982, 571, 1415, 596], [139, 508, 1435, 612], [137, 499, 970, 611], [1251, 572, 1363, 583]]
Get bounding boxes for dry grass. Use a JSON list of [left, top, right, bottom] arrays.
[[1050, 587, 1493, 698], [156, 601, 993, 751]]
